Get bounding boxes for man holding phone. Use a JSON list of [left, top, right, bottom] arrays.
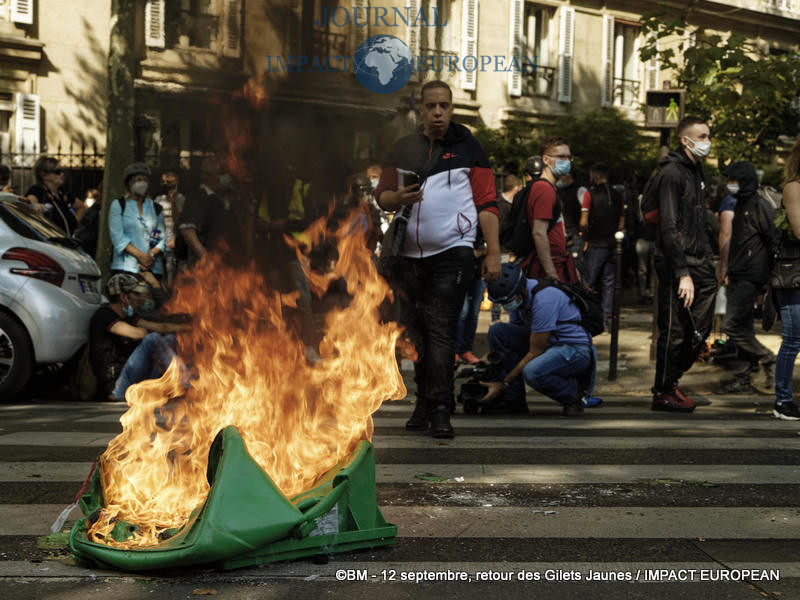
[[375, 80, 501, 439]]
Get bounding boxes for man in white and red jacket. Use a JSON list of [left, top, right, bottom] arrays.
[[376, 80, 501, 439]]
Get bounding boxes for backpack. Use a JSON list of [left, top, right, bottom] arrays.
[[116, 196, 163, 216], [531, 279, 605, 336], [638, 166, 664, 228], [758, 185, 782, 211], [499, 178, 559, 257]]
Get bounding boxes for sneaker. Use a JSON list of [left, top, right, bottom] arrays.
[[672, 385, 698, 407], [716, 376, 753, 395], [773, 401, 800, 421], [563, 400, 584, 417], [582, 396, 603, 408], [459, 351, 481, 365], [652, 390, 696, 413]]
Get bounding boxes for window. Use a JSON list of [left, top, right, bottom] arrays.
[[146, 0, 242, 57], [522, 4, 555, 97], [602, 17, 641, 107]]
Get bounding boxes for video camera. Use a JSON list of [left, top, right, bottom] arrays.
[[455, 352, 504, 415]]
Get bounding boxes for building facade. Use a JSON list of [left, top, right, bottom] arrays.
[[0, 0, 796, 193]]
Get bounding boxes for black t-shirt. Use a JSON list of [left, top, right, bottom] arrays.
[[26, 184, 78, 235], [89, 305, 140, 391], [178, 187, 243, 263]]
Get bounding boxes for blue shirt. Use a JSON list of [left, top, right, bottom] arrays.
[[109, 197, 167, 275], [509, 278, 592, 346], [719, 194, 737, 214]]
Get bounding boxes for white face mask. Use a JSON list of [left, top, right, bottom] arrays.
[[131, 180, 148, 197], [685, 137, 711, 159], [726, 183, 740, 195]]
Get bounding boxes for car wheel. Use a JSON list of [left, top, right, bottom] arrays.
[[0, 313, 33, 399]]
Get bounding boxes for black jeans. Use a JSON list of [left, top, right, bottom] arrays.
[[653, 257, 717, 393], [723, 278, 774, 369], [383, 247, 473, 411]]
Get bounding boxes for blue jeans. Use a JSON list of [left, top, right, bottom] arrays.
[[455, 272, 486, 354], [581, 246, 616, 317], [775, 289, 800, 403], [112, 333, 178, 401], [488, 322, 592, 406]]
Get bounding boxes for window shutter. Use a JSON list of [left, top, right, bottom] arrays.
[[14, 93, 39, 158], [10, 0, 33, 25], [556, 6, 574, 103], [406, 0, 419, 80], [145, 0, 165, 49], [461, 0, 478, 91], [600, 14, 614, 106], [406, 0, 419, 55], [223, 0, 242, 57], [508, 0, 524, 97], [646, 37, 659, 90], [353, 0, 369, 49]]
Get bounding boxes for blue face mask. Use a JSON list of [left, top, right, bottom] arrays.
[[141, 299, 156, 313], [123, 304, 135, 318], [503, 296, 523, 312], [552, 159, 571, 177]]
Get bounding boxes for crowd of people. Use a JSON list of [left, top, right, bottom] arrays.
[[10, 79, 800, 439]]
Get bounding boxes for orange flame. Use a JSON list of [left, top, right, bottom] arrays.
[[88, 215, 406, 547]]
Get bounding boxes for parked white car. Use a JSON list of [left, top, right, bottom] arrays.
[[0, 194, 102, 397]]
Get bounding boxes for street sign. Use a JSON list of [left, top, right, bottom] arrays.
[[645, 89, 685, 128]]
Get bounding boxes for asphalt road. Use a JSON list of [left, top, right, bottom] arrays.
[[1, 381, 799, 599]]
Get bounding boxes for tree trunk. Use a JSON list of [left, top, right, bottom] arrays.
[[96, 0, 136, 284]]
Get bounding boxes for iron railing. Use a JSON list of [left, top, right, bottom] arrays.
[[522, 64, 556, 98], [614, 77, 641, 107]]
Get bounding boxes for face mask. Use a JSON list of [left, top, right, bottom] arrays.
[[140, 299, 156, 313], [685, 138, 711, 159], [131, 180, 148, 197], [726, 183, 740, 195], [551, 159, 571, 177], [370, 178, 379, 190], [555, 180, 565, 189], [123, 304, 135, 318], [218, 174, 233, 189], [503, 296, 523, 313]]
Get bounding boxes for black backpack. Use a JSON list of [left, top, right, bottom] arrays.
[[638, 165, 664, 229], [116, 196, 163, 216], [499, 178, 559, 257], [531, 279, 604, 336]]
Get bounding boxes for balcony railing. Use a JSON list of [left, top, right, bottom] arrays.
[[313, 30, 348, 68], [614, 77, 641, 107], [522, 64, 556, 98]]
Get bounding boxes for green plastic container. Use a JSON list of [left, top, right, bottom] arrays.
[[69, 426, 396, 570]]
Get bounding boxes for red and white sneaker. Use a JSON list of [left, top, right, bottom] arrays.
[[651, 388, 696, 413], [459, 351, 481, 365]]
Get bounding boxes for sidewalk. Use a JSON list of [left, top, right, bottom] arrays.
[[468, 304, 788, 398]]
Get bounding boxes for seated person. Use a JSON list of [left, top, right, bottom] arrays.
[[89, 273, 189, 402], [480, 262, 595, 417]]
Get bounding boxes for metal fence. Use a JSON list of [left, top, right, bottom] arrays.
[[2, 142, 105, 200]]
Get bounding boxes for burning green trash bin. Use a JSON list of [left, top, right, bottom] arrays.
[[69, 426, 396, 570]]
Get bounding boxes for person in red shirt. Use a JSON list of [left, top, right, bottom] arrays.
[[519, 136, 578, 283]]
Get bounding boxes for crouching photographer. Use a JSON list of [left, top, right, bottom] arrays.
[[478, 262, 598, 417]]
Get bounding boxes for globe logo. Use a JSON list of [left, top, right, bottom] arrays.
[[354, 34, 414, 94]]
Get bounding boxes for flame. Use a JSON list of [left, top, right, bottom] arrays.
[[87, 215, 406, 547]]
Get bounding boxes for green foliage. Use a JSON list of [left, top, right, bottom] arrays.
[[476, 108, 657, 188], [639, 12, 800, 168], [474, 119, 539, 176]]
